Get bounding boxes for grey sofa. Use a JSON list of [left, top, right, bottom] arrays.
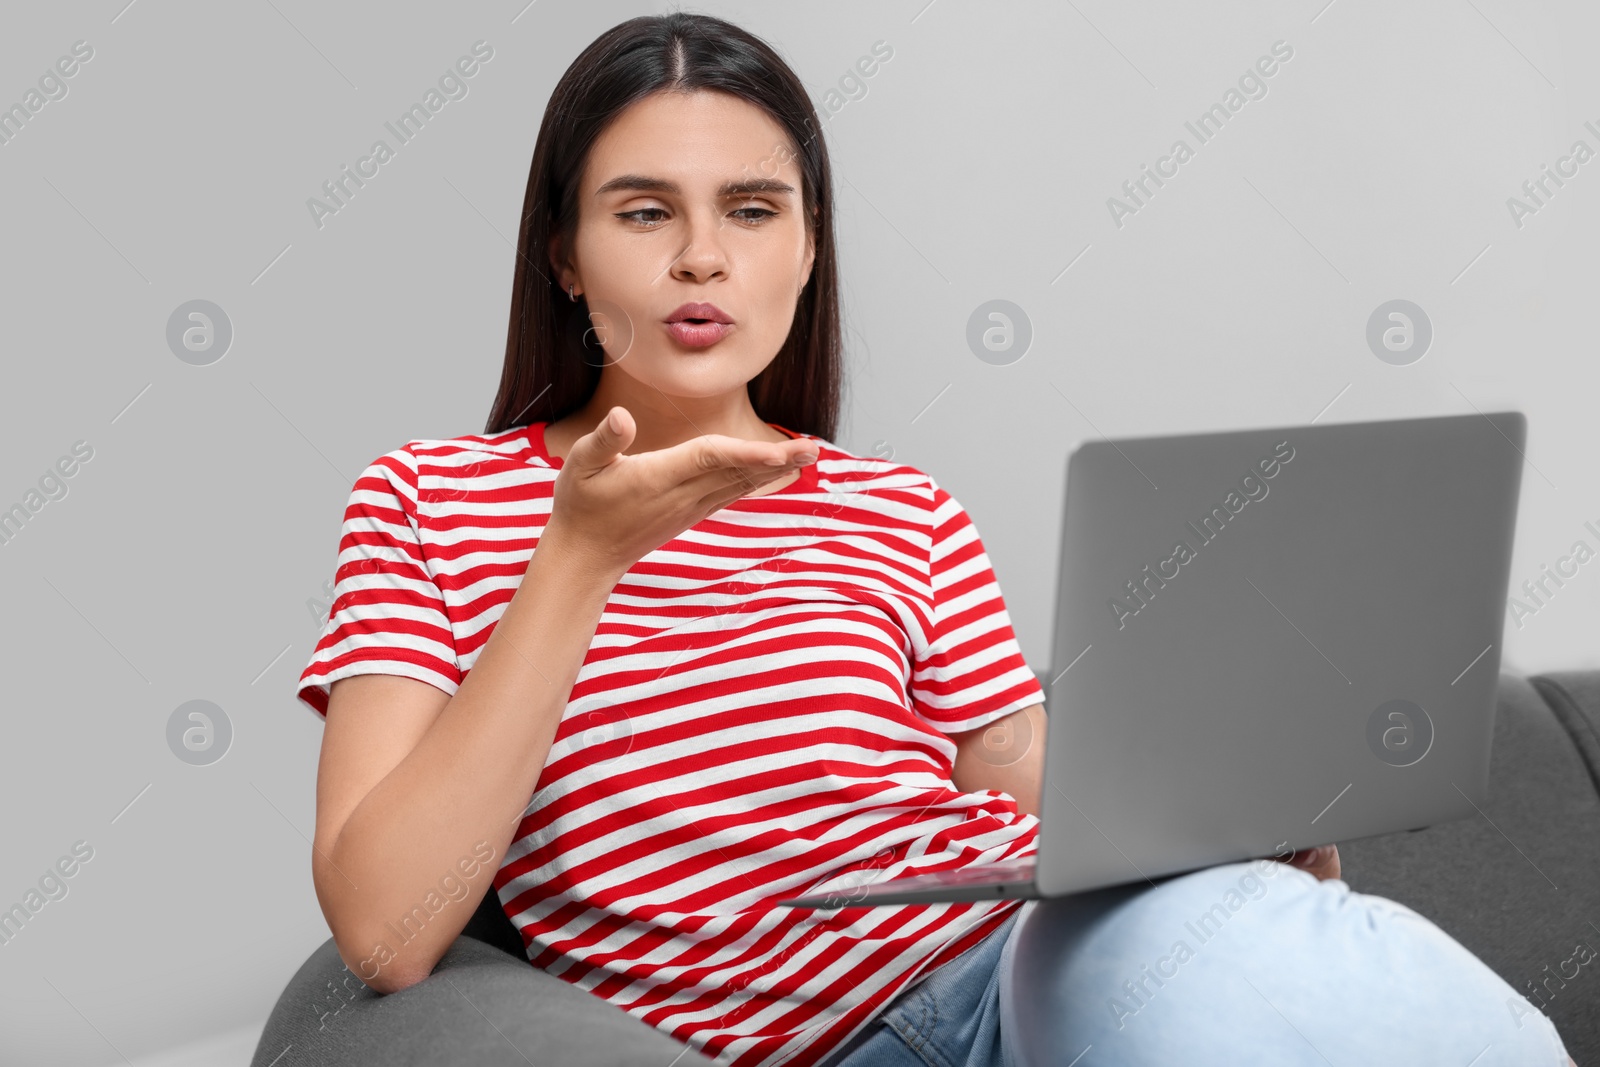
[[252, 670, 1600, 1066]]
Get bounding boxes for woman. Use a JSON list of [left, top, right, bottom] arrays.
[[296, 13, 1575, 1067]]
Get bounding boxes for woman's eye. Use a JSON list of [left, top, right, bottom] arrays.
[[616, 207, 777, 228], [618, 208, 668, 227]]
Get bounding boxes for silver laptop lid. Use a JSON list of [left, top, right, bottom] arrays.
[[1034, 411, 1526, 897]]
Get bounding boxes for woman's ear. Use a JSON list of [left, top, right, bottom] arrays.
[[799, 214, 817, 293], [548, 233, 572, 292]]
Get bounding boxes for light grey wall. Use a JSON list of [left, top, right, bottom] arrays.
[[1, 1, 1595, 1062]]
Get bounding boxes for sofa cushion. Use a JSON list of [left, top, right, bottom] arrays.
[[1337, 672, 1599, 1064], [250, 933, 716, 1066]]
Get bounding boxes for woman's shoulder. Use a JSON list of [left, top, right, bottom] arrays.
[[802, 436, 947, 505], [362, 424, 543, 469], [349, 425, 549, 502]]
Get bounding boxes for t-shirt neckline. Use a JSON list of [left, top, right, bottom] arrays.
[[523, 420, 819, 498]]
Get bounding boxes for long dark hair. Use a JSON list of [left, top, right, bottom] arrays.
[[484, 12, 842, 442]]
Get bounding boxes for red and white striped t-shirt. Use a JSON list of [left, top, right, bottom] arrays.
[[297, 420, 1047, 1067]]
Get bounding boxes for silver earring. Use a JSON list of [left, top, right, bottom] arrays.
[[568, 284, 577, 302]]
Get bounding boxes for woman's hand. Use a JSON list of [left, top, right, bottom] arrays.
[[1273, 843, 1342, 882], [540, 405, 818, 580]]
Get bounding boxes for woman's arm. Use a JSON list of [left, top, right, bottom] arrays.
[[950, 703, 1047, 818], [312, 530, 625, 994]]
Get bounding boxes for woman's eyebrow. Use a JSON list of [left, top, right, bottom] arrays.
[[594, 174, 796, 199]]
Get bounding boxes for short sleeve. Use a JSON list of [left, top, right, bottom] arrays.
[[296, 447, 463, 719], [906, 479, 1046, 734]]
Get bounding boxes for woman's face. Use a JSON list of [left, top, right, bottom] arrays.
[[555, 90, 815, 403]]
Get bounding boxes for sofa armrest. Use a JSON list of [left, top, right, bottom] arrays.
[[1530, 670, 1600, 798], [1337, 672, 1600, 1065], [250, 933, 717, 1067]]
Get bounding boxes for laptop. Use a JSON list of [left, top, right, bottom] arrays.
[[778, 410, 1527, 908]]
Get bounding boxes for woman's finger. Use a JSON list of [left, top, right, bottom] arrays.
[[676, 434, 808, 477], [1281, 844, 1341, 881], [676, 450, 816, 499], [693, 468, 801, 513]]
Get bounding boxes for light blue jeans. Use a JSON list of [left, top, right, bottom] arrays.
[[820, 860, 1572, 1066]]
